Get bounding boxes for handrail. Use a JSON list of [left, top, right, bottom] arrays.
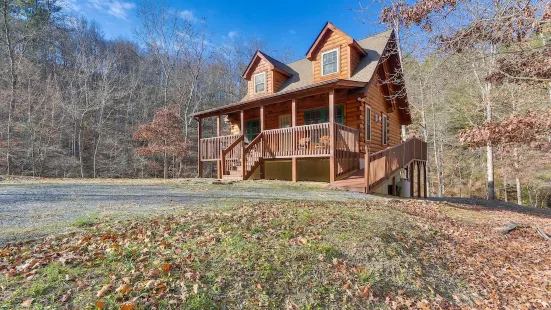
[[220, 135, 244, 177], [221, 135, 244, 157], [243, 133, 264, 179], [365, 137, 427, 192], [244, 133, 263, 153]]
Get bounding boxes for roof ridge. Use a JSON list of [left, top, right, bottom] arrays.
[[356, 29, 393, 43]]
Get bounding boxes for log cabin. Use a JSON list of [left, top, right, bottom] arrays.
[[192, 22, 427, 196]]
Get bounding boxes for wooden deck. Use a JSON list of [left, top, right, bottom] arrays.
[[328, 169, 366, 193]]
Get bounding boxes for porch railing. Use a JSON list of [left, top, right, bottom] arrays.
[[263, 123, 331, 158], [200, 134, 240, 161], [365, 137, 427, 191], [335, 124, 360, 178]]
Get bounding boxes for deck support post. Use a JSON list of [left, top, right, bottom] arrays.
[[364, 152, 370, 193], [392, 175, 396, 196], [423, 161, 427, 198], [417, 161, 421, 198], [292, 157, 297, 182], [410, 162, 414, 198], [329, 89, 335, 184]]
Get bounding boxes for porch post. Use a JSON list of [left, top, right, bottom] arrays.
[[291, 98, 296, 127], [198, 117, 203, 178], [240, 110, 245, 136], [291, 98, 297, 182], [260, 106, 265, 132], [216, 115, 221, 179], [329, 89, 335, 183], [392, 175, 397, 196]]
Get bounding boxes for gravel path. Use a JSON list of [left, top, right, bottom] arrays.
[[0, 179, 372, 244]]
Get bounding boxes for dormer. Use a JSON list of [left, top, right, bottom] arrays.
[[306, 22, 367, 83], [243, 51, 293, 97]]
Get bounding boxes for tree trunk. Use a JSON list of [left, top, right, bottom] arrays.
[[2, 1, 16, 175], [485, 81, 495, 200], [514, 148, 522, 205]]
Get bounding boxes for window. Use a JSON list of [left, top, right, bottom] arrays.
[[321, 48, 339, 76], [245, 120, 260, 142], [304, 106, 344, 125], [279, 114, 291, 128], [365, 106, 371, 141], [382, 115, 388, 145], [254, 72, 266, 94]]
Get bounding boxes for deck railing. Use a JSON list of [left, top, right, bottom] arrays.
[[335, 124, 360, 178], [365, 137, 427, 191], [220, 135, 243, 175], [263, 123, 331, 158], [200, 134, 240, 161]]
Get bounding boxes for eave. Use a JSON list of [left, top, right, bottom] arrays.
[[192, 79, 366, 119]]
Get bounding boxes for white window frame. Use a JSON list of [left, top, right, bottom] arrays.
[[253, 72, 266, 94], [382, 114, 388, 145], [321, 48, 339, 76], [365, 105, 372, 141]]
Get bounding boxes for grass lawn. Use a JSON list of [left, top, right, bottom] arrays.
[[1, 183, 551, 309]]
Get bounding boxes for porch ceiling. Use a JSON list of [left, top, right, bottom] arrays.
[[192, 79, 366, 119]]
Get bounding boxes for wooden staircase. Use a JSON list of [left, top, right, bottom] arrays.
[[330, 138, 428, 194], [219, 133, 263, 181]]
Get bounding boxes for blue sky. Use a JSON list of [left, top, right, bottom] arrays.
[[60, 0, 388, 60]]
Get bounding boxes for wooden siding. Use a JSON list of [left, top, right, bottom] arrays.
[[246, 58, 273, 97], [357, 78, 402, 153], [349, 47, 362, 78], [311, 30, 351, 83], [272, 71, 288, 92]]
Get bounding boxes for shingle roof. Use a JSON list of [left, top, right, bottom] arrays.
[[239, 30, 392, 102]]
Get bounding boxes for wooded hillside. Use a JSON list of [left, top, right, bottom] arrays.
[[0, 0, 550, 207]]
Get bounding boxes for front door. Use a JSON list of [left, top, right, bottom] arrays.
[[245, 120, 260, 143]]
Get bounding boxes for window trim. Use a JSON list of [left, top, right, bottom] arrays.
[[365, 105, 372, 141], [321, 48, 339, 76], [382, 114, 388, 146], [253, 72, 266, 94]]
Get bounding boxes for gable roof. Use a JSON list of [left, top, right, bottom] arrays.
[[306, 22, 367, 60], [242, 51, 294, 79], [238, 29, 393, 102]]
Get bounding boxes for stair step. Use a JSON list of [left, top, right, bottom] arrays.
[[222, 175, 243, 181], [228, 170, 242, 176]]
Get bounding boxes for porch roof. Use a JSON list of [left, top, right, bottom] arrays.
[[191, 79, 366, 119]]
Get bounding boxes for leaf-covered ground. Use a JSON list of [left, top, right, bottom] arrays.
[[1, 199, 550, 309]]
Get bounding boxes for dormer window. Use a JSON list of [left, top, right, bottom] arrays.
[[321, 48, 339, 76], [254, 72, 266, 94]]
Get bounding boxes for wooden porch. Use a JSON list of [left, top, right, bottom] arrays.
[[199, 122, 360, 182]]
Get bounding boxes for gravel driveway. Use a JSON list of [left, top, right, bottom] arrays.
[[0, 179, 372, 244]]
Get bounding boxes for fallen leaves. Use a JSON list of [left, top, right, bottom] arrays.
[[1, 200, 551, 308], [96, 283, 113, 298]]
